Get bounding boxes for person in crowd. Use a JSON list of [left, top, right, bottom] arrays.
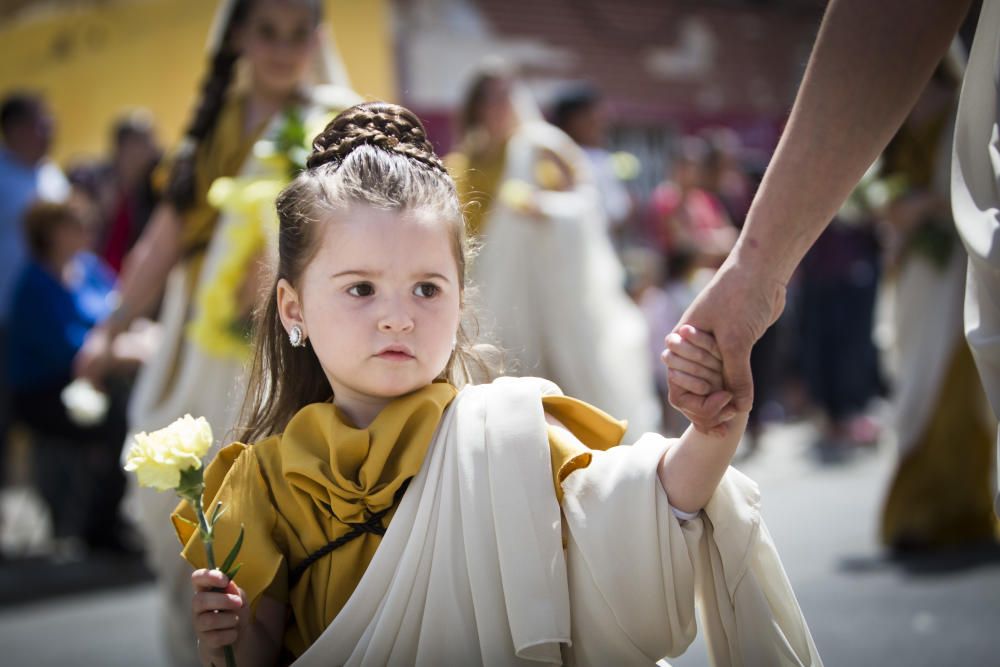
[[701, 127, 753, 228], [626, 246, 698, 436], [6, 201, 143, 556], [0, 92, 70, 501], [878, 59, 997, 551], [796, 179, 884, 451], [648, 135, 737, 270], [65, 159, 110, 244], [73, 0, 359, 663], [97, 110, 162, 274], [447, 65, 661, 435], [176, 100, 820, 667], [551, 84, 634, 245]]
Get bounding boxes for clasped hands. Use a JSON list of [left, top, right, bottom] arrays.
[[663, 261, 787, 435]]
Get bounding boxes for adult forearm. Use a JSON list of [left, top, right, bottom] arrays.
[[110, 203, 182, 335], [658, 412, 749, 514], [735, 0, 971, 285]]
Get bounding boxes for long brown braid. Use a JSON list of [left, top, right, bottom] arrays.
[[164, 0, 322, 212], [163, 0, 251, 211]]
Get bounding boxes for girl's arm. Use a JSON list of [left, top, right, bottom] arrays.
[[658, 326, 746, 515], [658, 413, 749, 515], [191, 569, 285, 667]]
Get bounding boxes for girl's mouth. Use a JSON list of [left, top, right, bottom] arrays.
[[376, 345, 415, 361]]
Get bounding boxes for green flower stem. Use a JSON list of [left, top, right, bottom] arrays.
[[193, 494, 237, 667], [195, 496, 215, 567]]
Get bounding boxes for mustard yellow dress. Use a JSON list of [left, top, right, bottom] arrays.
[[173, 382, 624, 661]]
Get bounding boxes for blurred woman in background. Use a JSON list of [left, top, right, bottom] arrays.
[[879, 60, 997, 553], [448, 65, 661, 436]]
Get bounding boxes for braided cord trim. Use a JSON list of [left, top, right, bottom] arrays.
[[288, 478, 411, 589]]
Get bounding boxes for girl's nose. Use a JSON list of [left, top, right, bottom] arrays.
[[378, 298, 414, 333]]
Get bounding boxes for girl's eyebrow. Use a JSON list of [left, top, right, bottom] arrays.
[[330, 269, 378, 279], [419, 272, 453, 283], [329, 269, 453, 283]]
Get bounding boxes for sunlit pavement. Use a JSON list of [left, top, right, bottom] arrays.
[[1, 419, 998, 667]]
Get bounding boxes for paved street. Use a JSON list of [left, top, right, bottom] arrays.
[[1, 419, 998, 667]]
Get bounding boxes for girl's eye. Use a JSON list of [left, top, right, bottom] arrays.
[[347, 283, 374, 297], [414, 283, 440, 298]]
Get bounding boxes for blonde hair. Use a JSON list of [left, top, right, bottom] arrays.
[[238, 101, 496, 443]]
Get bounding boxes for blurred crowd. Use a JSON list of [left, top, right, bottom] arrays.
[[0, 5, 993, 580], [1, 93, 162, 559]]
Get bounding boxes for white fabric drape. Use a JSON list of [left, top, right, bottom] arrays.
[[951, 0, 1000, 512], [890, 248, 966, 456], [891, 105, 965, 457], [294, 377, 821, 666], [473, 122, 661, 437]]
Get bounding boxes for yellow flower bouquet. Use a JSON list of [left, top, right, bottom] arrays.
[[125, 415, 242, 667]]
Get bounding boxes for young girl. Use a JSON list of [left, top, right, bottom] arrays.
[[177, 102, 821, 666]]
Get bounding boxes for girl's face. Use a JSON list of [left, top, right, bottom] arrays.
[[241, 0, 319, 98], [278, 205, 462, 425]]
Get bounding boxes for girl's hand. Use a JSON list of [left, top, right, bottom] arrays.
[[191, 568, 248, 655], [661, 325, 726, 397]]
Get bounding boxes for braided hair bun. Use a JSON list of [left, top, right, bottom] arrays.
[[307, 101, 445, 174]]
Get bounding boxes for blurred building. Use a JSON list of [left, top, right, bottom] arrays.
[[395, 0, 826, 193], [0, 0, 396, 163], [0, 0, 828, 193]]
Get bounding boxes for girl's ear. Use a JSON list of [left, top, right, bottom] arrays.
[[276, 278, 305, 337]]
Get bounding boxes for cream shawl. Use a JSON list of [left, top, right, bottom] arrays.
[[292, 377, 821, 667]]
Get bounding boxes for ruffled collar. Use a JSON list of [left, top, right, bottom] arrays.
[[280, 383, 457, 524]]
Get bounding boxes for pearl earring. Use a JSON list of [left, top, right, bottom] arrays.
[[289, 324, 306, 348]]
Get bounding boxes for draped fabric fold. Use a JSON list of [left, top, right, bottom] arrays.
[[173, 383, 457, 657], [470, 121, 661, 437], [561, 432, 820, 666], [951, 0, 1000, 514], [280, 387, 455, 524], [293, 377, 821, 666]]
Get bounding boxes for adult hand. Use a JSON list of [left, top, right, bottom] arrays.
[[667, 259, 787, 433], [73, 324, 114, 386]]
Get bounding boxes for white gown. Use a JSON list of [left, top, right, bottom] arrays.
[[473, 121, 662, 437], [293, 377, 821, 666], [951, 0, 1000, 513]]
